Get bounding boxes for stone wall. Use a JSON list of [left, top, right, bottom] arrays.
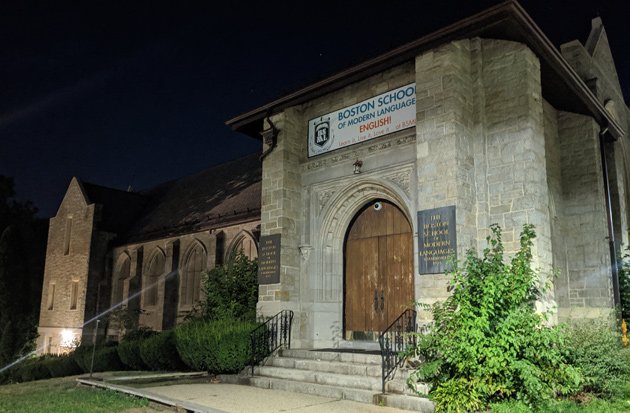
[[108, 220, 259, 337], [257, 63, 417, 348], [556, 111, 613, 320], [413, 38, 554, 320], [37, 178, 97, 354], [414, 39, 476, 319], [259, 37, 587, 346], [561, 17, 629, 251], [543, 100, 568, 307], [37, 176, 260, 353], [257, 108, 304, 326]]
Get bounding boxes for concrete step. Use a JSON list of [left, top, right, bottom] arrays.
[[375, 393, 435, 413], [264, 355, 382, 377], [265, 352, 429, 395], [279, 349, 381, 365], [248, 375, 434, 412], [248, 375, 377, 404], [254, 365, 382, 392], [388, 367, 431, 395], [247, 349, 434, 412]]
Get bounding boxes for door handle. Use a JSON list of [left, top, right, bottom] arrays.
[[374, 289, 378, 312], [380, 290, 384, 311]]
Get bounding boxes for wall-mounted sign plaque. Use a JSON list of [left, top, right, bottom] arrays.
[[418, 206, 456, 274], [258, 234, 281, 284]]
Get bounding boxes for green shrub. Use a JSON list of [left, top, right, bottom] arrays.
[[175, 320, 207, 371], [564, 321, 630, 398], [489, 400, 532, 413], [41, 354, 82, 378], [618, 247, 630, 321], [175, 318, 256, 373], [409, 225, 581, 411], [200, 252, 258, 322], [10, 354, 82, 382], [139, 330, 186, 371], [73, 343, 125, 373], [117, 329, 156, 371], [13, 358, 51, 382]]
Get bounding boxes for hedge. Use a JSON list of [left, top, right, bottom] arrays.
[[175, 318, 256, 373], [117, 330, 156, 371], [73, 343, 125, 373], [139, 330, 186, 371]]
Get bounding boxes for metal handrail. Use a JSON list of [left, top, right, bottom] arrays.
[[378, 308, 417, 393], [250, 310, 294, 375]]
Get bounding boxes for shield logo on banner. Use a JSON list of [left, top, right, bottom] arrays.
[[314, 119, 330, 147]]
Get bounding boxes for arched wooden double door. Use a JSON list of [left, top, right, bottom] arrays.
[[344, 200, 413, 340]]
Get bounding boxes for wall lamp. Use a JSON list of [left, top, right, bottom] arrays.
[[353, 159, 363, 174]]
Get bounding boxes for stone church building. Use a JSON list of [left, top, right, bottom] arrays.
[[37, 155, 261, 354], [38, 1, 628, 354]]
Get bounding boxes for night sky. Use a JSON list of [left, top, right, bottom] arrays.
[[2, 1, 629, 218]]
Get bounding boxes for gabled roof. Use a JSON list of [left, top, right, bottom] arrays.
[[76, 153, 261, 245], [226, 0, 623, 140], [121, 153, 261, 243], [81, 181, 148, 234]]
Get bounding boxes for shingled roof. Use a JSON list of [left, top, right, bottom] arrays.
[[81, 182, 148, 235], [123, 153, 261, 243], [80, 153, 261, 245]]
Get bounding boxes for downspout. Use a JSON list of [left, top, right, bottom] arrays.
[[260, 114, 279, 161], [599, 126, 622, 310]]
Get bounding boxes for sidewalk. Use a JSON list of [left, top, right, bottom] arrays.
[[78, 377, 414, 413]]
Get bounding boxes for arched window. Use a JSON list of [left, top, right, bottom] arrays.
[[215, 231, 225, 267], [227, 231, 259, 261], [181, 242, 206, 305], [113, 256, 131, 307], [145, 251, 165, 306]]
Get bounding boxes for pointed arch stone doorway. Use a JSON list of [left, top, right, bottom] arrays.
[[343, 199, 413, 341]]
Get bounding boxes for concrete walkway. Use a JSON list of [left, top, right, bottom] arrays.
[[78, 377, 413, 413]]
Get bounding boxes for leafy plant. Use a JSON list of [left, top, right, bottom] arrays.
[[563, 320, 630, 398], [106, 307, 146, 338], [13, 358, 50, 382], [41, 354, 82, 378], [72, 343, 125, 373], [200, 251, 258, 322], [409, 224, 581, 411], [139, 330, 186, 371], [117, 328, 156, 370], [175, 318, 256, 373], [619, 246, 630, 321]]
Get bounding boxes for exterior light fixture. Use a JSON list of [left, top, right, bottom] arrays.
[[60, 329, 76, 348], [353, 160, 363, 174]]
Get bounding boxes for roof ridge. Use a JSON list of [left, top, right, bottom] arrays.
[[141, 151, 260, 194]]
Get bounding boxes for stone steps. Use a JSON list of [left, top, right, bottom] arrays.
[[246, 349, 434, 412]]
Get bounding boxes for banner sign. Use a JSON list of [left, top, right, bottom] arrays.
[[307, 83, 416, 157], [418, 206, 457, 274]]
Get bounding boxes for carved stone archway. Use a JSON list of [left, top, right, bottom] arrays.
[[312, 178, 414, 343]]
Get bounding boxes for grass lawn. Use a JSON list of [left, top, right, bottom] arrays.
[[491, 394, 630, 413], [0, 375, 165, 413]]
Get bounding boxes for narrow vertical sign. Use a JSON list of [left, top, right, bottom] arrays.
[[418, 206, 456, 274], [258, 234, 281, 284]]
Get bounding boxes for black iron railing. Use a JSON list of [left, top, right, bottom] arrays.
[[378, 308, 417, 393], [250, 310, 294, 374]]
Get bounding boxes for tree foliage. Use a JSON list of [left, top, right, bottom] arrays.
[[564, 320, 630, 399], [409, 224, 581, 411], [0, 176, 47, 368], [619, 247, 630, 321], [199, 251, 258, 322]]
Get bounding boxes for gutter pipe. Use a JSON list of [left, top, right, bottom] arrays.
[[599, 126, 622, 311]]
